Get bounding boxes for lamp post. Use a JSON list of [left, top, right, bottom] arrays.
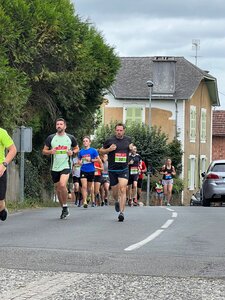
[[146, 80, 154, 130], [146, 80, 154, 206]]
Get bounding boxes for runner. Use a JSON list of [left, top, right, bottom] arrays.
[[94, 153, 104, 206], [72, 153, 82, 207], [0, 128, 17, 221], [42, 118, 79, 219], [100, 154, 110, 206], [137, 159, 147, 203], [155, 179, 164, 206], [160, 158, 176, 206], [100, 123, 133, 222], [78, 136, 102, 208], [127, 145, 142, 206]]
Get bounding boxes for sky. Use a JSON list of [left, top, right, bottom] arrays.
[[72, 0, 225, 109]]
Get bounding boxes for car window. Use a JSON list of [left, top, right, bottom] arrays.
[[211, 164, 225, 172]]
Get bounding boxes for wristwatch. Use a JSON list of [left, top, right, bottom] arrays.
[[3, 162, 8, 168]]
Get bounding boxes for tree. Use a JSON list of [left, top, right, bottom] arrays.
[[0, 0, 120, 136], [0, 0, 120, 199]]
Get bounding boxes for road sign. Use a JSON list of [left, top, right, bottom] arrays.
[[13, 126, 32, 153]]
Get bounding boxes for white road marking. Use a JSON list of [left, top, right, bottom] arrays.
[[124, 208, 178, 251], [172, 212, 178, 218], [161, 219, 174, 229], [124, 229, 164, 251]]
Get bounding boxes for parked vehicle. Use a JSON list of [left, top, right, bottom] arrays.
[[190, 191, 202, 206], [201, 160, 225, 206]]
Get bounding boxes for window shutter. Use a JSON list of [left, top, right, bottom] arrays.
[[190, 106, 196, 141], [201, 109, 206, 142], [126, 107, 142, 124]]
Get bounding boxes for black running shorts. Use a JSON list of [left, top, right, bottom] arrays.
[[0, 170, 7, 201], [51, 169, 71, 183], [108, 169, 129, 187]]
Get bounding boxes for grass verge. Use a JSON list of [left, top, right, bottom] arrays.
[[6, 198, 59, 213]]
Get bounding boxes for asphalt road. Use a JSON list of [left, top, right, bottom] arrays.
[[1, 205, 225, 299]]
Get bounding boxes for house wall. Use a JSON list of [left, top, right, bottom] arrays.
[[104, 94, 185, 143], [212, 136, 225, 160], [183, 81, 212, 204]]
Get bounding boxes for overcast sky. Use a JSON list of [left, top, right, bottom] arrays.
[[73, 0, 225, 108]]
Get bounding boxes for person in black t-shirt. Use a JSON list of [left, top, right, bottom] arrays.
[[128, 145, 142, 206], [100, 123, 133, 222]]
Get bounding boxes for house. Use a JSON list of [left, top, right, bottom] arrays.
[[212, 110, 225, 160], [102, 56, 220, 204]]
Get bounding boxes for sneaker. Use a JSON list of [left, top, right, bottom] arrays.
[[101, 201, 104, 206], [87, 195, 91, 204], [83, 202, 88, 208], [104, 199, 108, 206], [0, 208, 8, 221], [118, 212, 124, 222], [91, 202, 95, 207], [60, 207, 69, 219], [115, 201, 120, 212], [133, 198, 138, 206], [128, 199, 132, 207], [167, 203, 171, 206]]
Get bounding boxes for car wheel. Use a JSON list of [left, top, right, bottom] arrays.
[[202, 196, 210, 207]]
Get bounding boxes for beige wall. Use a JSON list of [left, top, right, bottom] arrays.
[[104, 107, 123, 124], [149, 108, 175, 142], [104, 106, 175, 142], [183, 81, 212, 204]]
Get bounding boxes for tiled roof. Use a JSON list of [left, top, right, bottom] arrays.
[[213, 110, 225, 136], [110, 56, 219, 106]]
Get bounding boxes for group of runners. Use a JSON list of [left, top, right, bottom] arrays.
[[0, 118, 176, 223], [42, 119, 150, 222]]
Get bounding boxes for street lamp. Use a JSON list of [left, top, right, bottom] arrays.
[[146, 80, 154, 130], [146, 80, 154, 206]]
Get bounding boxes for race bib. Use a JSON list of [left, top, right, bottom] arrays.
[[82, 154, 91, 164], [115, 153, 127, 163], [130, 166, 138, 174], [165, 174, 172, 180], [102, 173, 108, 178], [55, 145, 68, 159]]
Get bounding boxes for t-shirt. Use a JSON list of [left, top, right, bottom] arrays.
[[103, 135, 132, 171], [0, 128, 14, 164], [44, 133, 77, 172], [129, 153, 142, 175], [78, 147, 98, 173], [138, 160, 147, 179], [72, 156, 81, 178], [94, 161, 102, 176]]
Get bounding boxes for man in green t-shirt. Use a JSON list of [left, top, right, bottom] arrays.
[[0, 128, 17, 221], [43, 118, 79, 219]]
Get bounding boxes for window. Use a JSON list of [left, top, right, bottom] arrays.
[[188, 155, 196, 190], [190, 106, 196, 142], [124, 107, 144, 125], [200, 108, 206, 142]]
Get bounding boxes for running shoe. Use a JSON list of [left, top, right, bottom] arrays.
[[118, 212, 124, 222], [104, 199, 108, 206], [60, 207, 69, 219], [91, 202, 95, 207], [101, 201, 104, 206], [133, 198, 138, 206], [115, 201, 120, 212], [0, 208, 8, 221], [128, 199, 132, 207], [83, 202, 88, 208]]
